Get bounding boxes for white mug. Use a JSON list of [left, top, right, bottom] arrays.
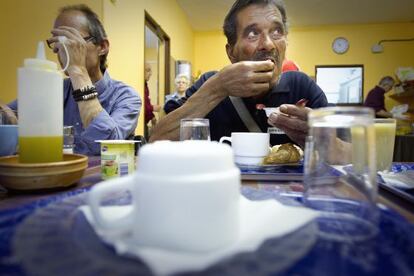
[[88, 140, 240, 252], [219, 132, 270, 165]]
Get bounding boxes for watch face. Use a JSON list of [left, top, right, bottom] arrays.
[[332, 37, 349, 54]]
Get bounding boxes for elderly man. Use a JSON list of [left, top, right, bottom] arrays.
[[6, 4, 141, 155], [152, 0, 327, 147]]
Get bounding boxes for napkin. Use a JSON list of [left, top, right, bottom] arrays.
[[80, 196, 318, 275], [263, 107, 278, 117], [378, 170, 414, 189]]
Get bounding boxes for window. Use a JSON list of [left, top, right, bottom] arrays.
[[315, 65, 364, 105]]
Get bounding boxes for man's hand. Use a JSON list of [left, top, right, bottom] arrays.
[[268, 104, 310, 147], [152, 104, 162, 112], [376, 109, 393, 119], [150, 61, 274, 142], [0, 103, 18, 125], [49, 26, 89, 76], [48, 27, 103, 128], [214, 60, 274, 98], [151, 117, 157, 126]]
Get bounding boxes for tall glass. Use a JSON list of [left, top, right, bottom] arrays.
[[304, 107, 378, 241], [374, 118, 396, 172], [180, 118, 210, 141]]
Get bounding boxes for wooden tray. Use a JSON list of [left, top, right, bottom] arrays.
[[0, 154, 88, 191]]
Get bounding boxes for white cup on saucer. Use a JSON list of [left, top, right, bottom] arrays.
[[88, 140, 240, 252], [219, 132, 270, 165]]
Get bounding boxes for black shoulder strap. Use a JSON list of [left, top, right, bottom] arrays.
[[229, 96, 261, 132]]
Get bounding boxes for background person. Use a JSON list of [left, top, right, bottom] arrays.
[[364, 76, 395, 118], [282, 59, 300, 72], [144, 62, 161, 139], [5, 4, 141, 155], [164, 74, 190, 114]]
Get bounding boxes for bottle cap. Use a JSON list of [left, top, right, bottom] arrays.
[[23, 41, 58, 71]]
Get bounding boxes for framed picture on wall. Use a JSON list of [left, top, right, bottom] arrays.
[[315, 65, 364, 105]]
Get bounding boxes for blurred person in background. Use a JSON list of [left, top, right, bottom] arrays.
[[144, 62, 161, 138], [282, 59, 300, 72], [364, 76, 395, 118], [164, 74, 191, 114]]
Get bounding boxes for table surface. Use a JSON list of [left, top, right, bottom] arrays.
[[1, 157, 414, 276], [0, 157, 413, 223]]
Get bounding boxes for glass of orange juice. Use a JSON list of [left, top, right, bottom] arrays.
[[374, 118, 396, 172]]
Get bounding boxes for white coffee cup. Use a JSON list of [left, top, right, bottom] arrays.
[[219, 132, 270, 165], [88, 140, 240, 252]]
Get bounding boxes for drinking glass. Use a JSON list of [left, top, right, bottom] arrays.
[[180, 118, 210, 141], [63, 126, 75, 154], [374, 118, 396, 172], [304, 107, 378, 241]]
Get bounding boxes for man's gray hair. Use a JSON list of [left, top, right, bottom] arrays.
[[379, 76, 394, 86], [175, 74, 190, 85], [59, 4, 108, 74], [223, 0, 288, 46]]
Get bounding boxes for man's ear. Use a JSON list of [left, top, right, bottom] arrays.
[[98, 39, 109, 56], [225, 43, 237, 63]]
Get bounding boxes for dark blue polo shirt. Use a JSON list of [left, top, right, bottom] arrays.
[[164, 71, 328, 145], [364, 85, 386, 113]]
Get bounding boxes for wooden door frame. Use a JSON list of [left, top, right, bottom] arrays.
[[144, 11, 171, 101]]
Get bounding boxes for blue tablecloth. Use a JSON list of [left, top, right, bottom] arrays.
[[0, 185, 413, 276]]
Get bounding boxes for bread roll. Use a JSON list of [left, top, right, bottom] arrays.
[[263, 143, 301, 164]]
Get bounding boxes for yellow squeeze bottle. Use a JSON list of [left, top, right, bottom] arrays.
[[18, 42, 63, 163]]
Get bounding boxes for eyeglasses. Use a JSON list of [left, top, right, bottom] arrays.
[[46, 36, 96, 49]]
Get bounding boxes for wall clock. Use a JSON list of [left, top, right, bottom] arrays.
[[332, 37, 349, 54]]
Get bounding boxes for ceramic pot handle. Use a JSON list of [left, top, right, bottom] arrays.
[[219, 136, 232, 144], [88, 174, 135, 231]]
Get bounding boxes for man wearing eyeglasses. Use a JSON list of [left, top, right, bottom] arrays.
[[151, 0, 327, 147], [7, 4, 141, 155]]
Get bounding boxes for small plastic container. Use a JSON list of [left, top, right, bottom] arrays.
[[96, 140, 136, 179]]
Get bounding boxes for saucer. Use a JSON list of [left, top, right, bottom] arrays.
[[237, 162, 302, 172], [0, 154, 88, 191], [238, 163, 303, 181], [80, 195, 318, 275]]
